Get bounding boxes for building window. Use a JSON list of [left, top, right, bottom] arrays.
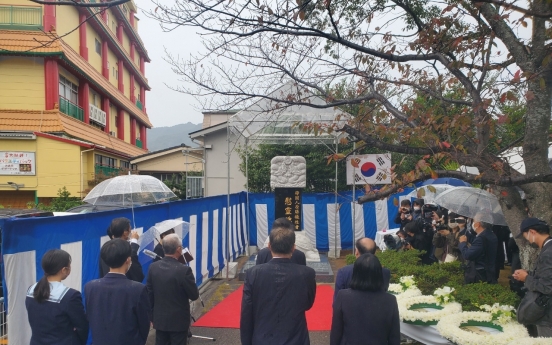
[[112, 20, 116, 32], [91, 89, 100, 107], [59, 76, 78, 104], [95, 38, 101, 55], [113, 67, 118, 79], [120, 161, 130, 169], [95, 154, 116, 168]]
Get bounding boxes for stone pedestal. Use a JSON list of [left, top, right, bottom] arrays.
[[238, 253, 334, 283]]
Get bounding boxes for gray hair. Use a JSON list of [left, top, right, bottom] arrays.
[[162, 233, 182, 255]]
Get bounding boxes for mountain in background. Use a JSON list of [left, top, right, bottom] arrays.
[[146, 122, 203, 151]]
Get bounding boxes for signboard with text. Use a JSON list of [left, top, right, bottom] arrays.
[[275, 188, 302, 231], [0, 151, 36, 175]]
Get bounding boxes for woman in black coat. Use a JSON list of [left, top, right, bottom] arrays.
[[331, 253, 400, 345], [26, 249, 88, 345]]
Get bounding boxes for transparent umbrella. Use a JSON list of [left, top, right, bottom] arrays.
[[406, 184, 456, 204], [139, 219, 190, 264], [83, 174, 178, 205], [433, 187, 507, 225]]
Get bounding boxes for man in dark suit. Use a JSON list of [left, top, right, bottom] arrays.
[[99, 217, 144, 282], [459, 215, 498, 284], [333, 237, 391, 303], [147, 234, 199, 345], [256, 217, 307, 265], [85, 239, 151, 345], [256, 246, 307, 265], [241, 226, 316, 345]]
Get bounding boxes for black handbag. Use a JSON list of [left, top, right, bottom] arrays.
[[517, 290, 550, 325]]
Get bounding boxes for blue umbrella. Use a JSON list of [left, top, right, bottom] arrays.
[[421, 178, 471, 187]]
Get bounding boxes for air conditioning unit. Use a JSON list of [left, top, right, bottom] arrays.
[[110, 131, 116, 137]]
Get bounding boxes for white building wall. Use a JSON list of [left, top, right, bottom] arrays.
[[203, 129, 247, 196]]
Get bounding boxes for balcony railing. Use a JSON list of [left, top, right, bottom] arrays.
[[0, 6, 42, 30], [136, 100, 143, 110], [59, 96, 84, 122], [95, 165, 120, 177], [136, 138, 143, 148]]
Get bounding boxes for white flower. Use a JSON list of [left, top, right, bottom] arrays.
[[398, 295, 462, 325], [478, 304, 515, 324], [436, 311, 529, 345], [399, 275, 416, 289], [433, 286, 455, 305]]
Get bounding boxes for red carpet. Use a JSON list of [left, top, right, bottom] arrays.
[[193, 284, 334, 331]]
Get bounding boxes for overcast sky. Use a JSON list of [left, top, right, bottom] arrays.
[[135, 0, 204, 127]]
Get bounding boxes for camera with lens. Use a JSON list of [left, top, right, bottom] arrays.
[[384, 234, 404, 251], [400, 207, 411, 215], [422, 204, 439, 220], [508, 275, 528, 298]]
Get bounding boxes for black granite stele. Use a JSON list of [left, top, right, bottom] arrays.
[[238, 253, 334, 283]]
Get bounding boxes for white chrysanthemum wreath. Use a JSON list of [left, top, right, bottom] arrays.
[[387, 275, 422, 300], [398, 295, 462, 325], [436, 311, 529, 345]]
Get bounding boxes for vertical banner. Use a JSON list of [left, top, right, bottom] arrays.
[[274, 188, 302, 230]]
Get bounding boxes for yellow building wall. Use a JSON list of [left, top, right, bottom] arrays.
[[123, 66, 130, 98], [107, 8, 118, 34], [89, 89, 101, 108], [124, 111, 131, 143], [134, 51, 140, 68], [57, 5, 80, 51], [122, 30, 130, 53], [110, 104, 117, 135], [0, 137, 83, 198], [0, 56, 44, 110], [86, 23, 102, 73], [108, 49, 118, 87], [0, 0, 36, 5], [59, 66, 79, 85]]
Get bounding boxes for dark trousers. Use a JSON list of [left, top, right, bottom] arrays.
[[156, 330, 188, 345]]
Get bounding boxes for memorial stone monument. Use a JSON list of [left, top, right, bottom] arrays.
[[239, 156, 334, 282]]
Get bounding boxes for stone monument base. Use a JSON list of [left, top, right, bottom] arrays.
[[238, 253, 334, 283]]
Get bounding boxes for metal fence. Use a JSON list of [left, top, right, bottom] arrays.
[[186, 176, 204, 199], [0, 297, 6, 343]]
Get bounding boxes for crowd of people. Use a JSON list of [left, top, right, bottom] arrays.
[[23, 210, 551, 344], [388, 198, 516, 284], [25, 217, 199, 345]]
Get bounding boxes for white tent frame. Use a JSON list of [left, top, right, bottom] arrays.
[[222, 83, 355, 270]]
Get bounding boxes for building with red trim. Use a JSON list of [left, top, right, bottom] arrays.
[[0, 0, 152, 207]]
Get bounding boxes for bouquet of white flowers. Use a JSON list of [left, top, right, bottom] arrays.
[[479, 303, 515, 325], [434, 286, 455, 305]]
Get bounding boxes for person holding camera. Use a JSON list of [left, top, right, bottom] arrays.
[[433, 213, 462, 263], [394, 199, 413, 231], [512, 218, 552, 337], [459, 214, 498, 284]]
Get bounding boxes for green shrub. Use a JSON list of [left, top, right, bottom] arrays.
[[454, 283, 520, 311], [345, 254, 356, 265]]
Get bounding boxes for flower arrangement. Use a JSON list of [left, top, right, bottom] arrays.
[[436, 311, 528, 345], [434, 286, 455, 305], [398, 295, 462, 325], [388, 283, 423, 300], [479, 303, 515, 325], [399, 275, 416, 290]]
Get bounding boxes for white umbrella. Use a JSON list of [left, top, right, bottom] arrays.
[[406, 184, 456, 203], [433, 187, 507, 225], [84, 174, 177, 205]]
